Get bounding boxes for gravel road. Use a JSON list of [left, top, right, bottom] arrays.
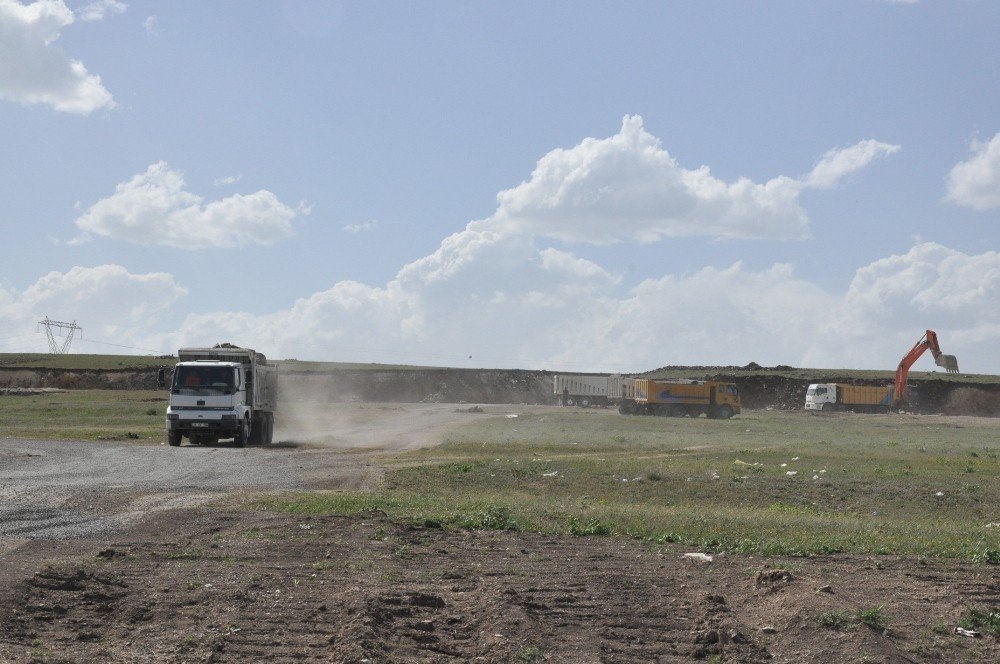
[[0, 440, 327, 539], [0, 403, 538, 541]]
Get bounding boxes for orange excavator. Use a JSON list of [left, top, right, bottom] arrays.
[[893, 330, 959, 405]]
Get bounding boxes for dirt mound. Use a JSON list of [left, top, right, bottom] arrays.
[[940, 387, 1000, 417]]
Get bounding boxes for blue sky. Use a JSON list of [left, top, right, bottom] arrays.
[[1, 0, 998, 373]]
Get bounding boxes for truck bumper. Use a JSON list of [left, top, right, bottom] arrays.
[[166, 413, 240, 437]]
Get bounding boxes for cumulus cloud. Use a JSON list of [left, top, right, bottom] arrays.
[[945, 132, 1000, 210], [489, 115, 897, 244], [157, 233, 1000, 374], [800, 243, 1000, 370], [74, 162, 298, 248], [0, 264, 186, 353], [0, 0, 115, 114]]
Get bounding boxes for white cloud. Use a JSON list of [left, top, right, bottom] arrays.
[[0, 0, 115, 114], [803, 139, 901, 189], [801, 243, 1000, 370], [488, 115, 897, 244], [143, 13, 155, 34], [0, 265, 186, 353], [157, 233, 1000, 374], [77, 0, 126, 22], [213, 174, 241, 187], [343, 220, 378, 233], [945, 132, 1000, 210], [75, 161, 298, 248]]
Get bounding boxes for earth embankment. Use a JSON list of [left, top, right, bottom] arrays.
[[2, 365, 999, 414]]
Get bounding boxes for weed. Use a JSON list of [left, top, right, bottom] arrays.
[[819, 610, 851, 630], [164, 549, 202, 560], [972, 545, 1000, 565], [568, 516, 612, 537], [517, 645, 542, 662], [461, 505, 520, 531], [958, 608, 1000, 635], [856, 606, 889, 631]]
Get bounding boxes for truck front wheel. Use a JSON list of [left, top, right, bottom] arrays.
[[234, 419, 249, 448], [712, 405, 734, 420], [168, 431, 181, 447]]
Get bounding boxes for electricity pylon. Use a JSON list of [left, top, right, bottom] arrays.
[[38, 317, 82, 354]]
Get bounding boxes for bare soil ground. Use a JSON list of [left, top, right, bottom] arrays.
[[1, 405, 999, 663]]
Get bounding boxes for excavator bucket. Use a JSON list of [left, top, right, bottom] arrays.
[[936, 354, 959, 373]]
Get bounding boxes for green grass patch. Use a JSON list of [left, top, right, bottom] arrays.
[[256, 409, 1000, 560], [0, 389, 166, 441], [959, 608, 1000, 636]]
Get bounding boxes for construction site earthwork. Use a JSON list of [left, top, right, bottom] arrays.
[[2, 338, 1000, 664]]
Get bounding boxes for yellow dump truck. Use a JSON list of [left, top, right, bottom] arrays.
[[620, 379, 741, 419]]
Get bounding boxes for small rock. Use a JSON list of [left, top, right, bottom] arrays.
[[761, 626, 778, 634], [817, 584, 833, 593]]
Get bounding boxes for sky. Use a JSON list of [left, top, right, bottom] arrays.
[[0, 0, 998, 374]]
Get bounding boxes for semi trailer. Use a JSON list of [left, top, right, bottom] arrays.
[[553, 374, 623, 407], [164, 345, 276, 447], [620, 379, 741, 419]]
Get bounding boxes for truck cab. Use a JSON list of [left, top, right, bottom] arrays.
[[166, 361, 251, 446], [804, 383, 836, 410]]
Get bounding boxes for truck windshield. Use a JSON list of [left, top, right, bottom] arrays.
[[172, 366, 234, 395]]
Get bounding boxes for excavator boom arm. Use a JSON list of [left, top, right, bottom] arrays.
[[893, 330, 959, 405]]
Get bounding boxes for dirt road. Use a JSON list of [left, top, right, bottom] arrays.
[[0, 403, 516, 541], [1, 404, 999, 662]]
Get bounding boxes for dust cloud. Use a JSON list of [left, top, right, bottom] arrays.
[[271, 371, 497, 452]]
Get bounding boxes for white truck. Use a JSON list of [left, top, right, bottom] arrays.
[[164, 345, 277, 447]]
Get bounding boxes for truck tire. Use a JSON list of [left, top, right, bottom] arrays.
[[668, 405, 686, 417], [565, 397, 575, 407], [168, 431, 181, 447], [234, 419, 249, 448], [249, 417, 264, 446], [258, 412, 273, 445], [713, 405, 734, 420], [579, 397, 590, 408], [822, 403, 834, 412]]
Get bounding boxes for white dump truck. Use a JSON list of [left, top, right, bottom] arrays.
[[164, 345, 276, 447]]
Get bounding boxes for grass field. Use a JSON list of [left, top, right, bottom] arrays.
[[263, 407, 1000, 562], [0, 389, 166, 441], [4, 388, 999, 562]]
